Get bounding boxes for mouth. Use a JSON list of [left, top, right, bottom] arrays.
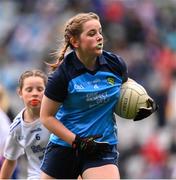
[[29, 99, 40, 106], [96, 43, 103, 49]]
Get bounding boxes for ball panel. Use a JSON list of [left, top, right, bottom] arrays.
[[116, 88, 124, 117], [137, 94, 149, 109], [126, 89, 136, 119], [122, 81, 147, 95], [128, 91, 139, 118], [115, 81, 148, 119]]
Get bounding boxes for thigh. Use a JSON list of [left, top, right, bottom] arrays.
[[40, 142, 80, 179], [82, 164, 120, 179], [40, 171, 55, 179], [81, 145, 120, 179]]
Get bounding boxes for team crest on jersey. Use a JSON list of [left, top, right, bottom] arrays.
[[107, 77, 115, 85]]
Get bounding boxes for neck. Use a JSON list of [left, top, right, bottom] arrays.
[[75, 51, 97, 70], [23, 108, 40, 123]]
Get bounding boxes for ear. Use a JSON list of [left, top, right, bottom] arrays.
[[17, 88, 22, 98], [70, 37, 79, 48]]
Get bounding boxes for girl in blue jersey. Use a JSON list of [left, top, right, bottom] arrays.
[[40, 12, 157, 179]]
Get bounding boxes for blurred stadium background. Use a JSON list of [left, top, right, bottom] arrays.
[[0, 0, 176, 178]]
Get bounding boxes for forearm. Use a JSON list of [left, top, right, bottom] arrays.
[[0, 159, 16, 179], [42, 116, 76, 145], [40, 96, 76, 145]]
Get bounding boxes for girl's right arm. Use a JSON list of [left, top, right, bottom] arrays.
[[40, 95, 76, 145], [0, 159, 16, 179]]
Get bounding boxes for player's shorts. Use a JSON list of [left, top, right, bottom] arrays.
[[40, 141, 119, 179]]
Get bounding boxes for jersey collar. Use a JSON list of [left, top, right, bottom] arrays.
[[72, 51, 108, 71]]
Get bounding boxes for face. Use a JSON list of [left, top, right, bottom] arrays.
[[18, 76, 45, 109], [77, 19, 103, 57]]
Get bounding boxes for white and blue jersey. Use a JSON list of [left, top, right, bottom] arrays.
[[4, 109, 50, 179], [45, 50, 128, 147]]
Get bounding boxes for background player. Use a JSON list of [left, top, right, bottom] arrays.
[[0, 69, 50, 179]]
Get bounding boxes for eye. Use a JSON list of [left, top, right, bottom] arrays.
[[88, 30, 96, 36], [25, 87, 32, 92], [37, 87, 44, 92]]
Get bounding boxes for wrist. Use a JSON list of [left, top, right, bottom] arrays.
[[65, 133, 76, 146], [72, 134, 79, 148]]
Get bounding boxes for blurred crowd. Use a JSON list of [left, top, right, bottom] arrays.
[[0, 0, 176, 178]]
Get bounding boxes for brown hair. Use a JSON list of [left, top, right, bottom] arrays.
[[18, 69, 47, 90], [48, 12, 100, 71], [0, 85, 10, 113]]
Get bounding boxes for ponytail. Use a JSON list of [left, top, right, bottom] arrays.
[[46, 42, 69, 71]]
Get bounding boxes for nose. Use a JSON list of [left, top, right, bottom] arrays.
[[97, 33, 103, 41], [32, 89, 40, 96]]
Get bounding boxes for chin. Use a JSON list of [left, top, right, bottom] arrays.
[[30, 105, 40, 109], [95, 50, 103, 56]]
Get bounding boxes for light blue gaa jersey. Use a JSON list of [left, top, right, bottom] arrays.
[[45, 50, 128, 147]]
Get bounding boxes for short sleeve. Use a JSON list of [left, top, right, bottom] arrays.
[[3, 132, 24, 160], [116, 55, 128, 83], [44, 66, 68, 102], [106, 51, 128, 82]]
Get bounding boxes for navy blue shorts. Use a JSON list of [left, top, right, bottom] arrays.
[[40, 142, 119, 179]]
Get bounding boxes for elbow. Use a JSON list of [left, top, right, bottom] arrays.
[[40, 110, 48, 126]]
